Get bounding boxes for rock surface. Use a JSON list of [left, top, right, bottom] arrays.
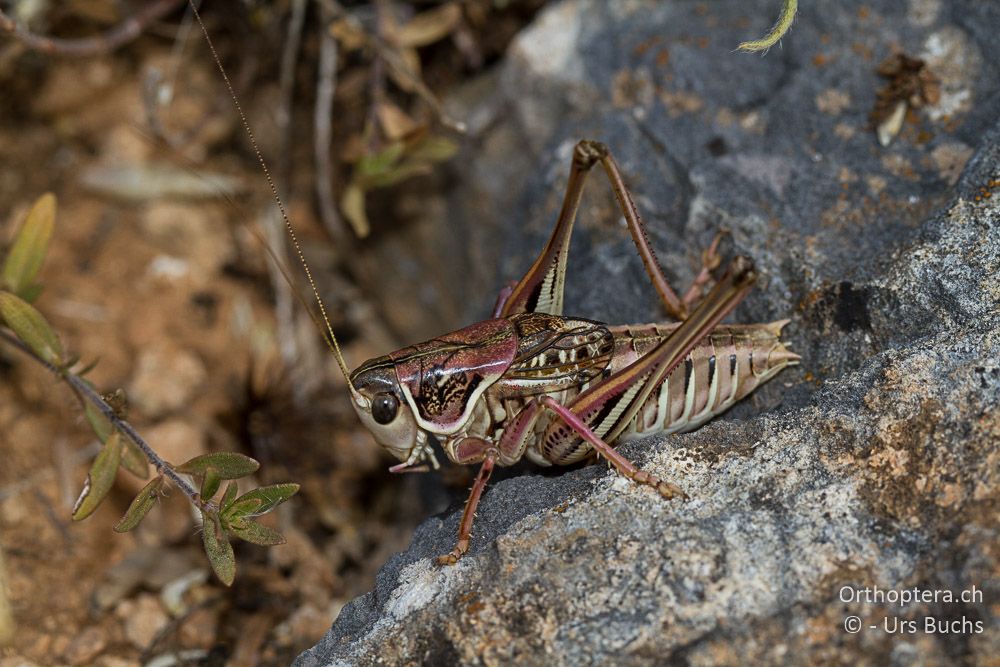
[[299, 1, 999, 664]]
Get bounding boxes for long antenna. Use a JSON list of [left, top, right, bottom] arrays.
[[187, 1, 361, 401]]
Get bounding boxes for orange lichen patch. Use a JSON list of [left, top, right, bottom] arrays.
[[815, 88, 852, 115], [858, 397, 944, 524], [834, 122, 856, 140], [927, 142, 974, 185], [659, 89, 704, 117], [865, 174, 888, 195], [880, 153, 919, 180], [812, 53, 830, 67], [714, 107, 737, 128], [838, 167, 859, 184], [631, 35, 662, 58], [611, 68, 654, 110], [852, 41, 873, 61], [972, 179, 1000, 203]]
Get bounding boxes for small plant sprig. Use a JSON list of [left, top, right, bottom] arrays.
[[0, 193, 298, 585], [738, 0, 798, 53]]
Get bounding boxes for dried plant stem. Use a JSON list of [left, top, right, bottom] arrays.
[[314, 4, 347, 244], [0, 0, 185, 57], [0, 329, 205, 510], [737, 0, 798, 52], [0, 541, 12, 647], [267, 0, 308, 377], [367, 0, 390, 152]]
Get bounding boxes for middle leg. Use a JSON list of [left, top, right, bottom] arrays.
[[681, 230, 727, 309], [437, 451, 497, 566]]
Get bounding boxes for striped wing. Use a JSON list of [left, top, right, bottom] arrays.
[[500, 312, 614, 395]]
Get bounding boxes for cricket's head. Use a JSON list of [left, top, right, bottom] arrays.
[[346, 319, 520, 472], [348, 355, 435, 472]]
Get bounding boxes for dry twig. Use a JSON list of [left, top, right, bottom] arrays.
[[0, 0, 185, 57]]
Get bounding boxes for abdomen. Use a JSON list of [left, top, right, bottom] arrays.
[[612, 320, 799, 441]]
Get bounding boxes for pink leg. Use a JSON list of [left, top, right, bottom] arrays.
[[388, 461, 430, 474], [492, 281, 517, 318], [540, 397, 686, 500], [436, 404, 544, 565], [437, 453, 497, 565]]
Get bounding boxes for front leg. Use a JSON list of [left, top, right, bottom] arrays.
[[437, 402, 547, 565], [437, 447, 497, 566]]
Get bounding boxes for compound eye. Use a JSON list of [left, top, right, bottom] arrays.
[[371, 392, 399, 425]]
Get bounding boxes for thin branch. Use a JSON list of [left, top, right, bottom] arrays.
[[372, 36, 466, 133], [0, 0, 185, 57], [265, 0, 308, 379], [314, 2, 347, 243], [277, 0, 307, 187], [367, 0, 389, 153], [0, 328, 205, 509], [0, 541, 12, 646], [142, 1, 198, 149]]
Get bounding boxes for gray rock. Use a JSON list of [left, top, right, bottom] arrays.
[[299, 0, 1000, 664]]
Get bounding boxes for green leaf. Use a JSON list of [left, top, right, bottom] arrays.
[[72, 431, 124, 521], [114, 475, 164, 532], [201, 510, 235, 586], [226, 483, 299, 518], [176, 452, 260, 480], [201, 469, 221, 500], [0, 291, 64, 366], [407, 136, 458, 164], [340, 183, 370, 238], [83, 387, 148, 477], [120, 438, 149, 479], [357, 142, 405, 178], [83, 400, 113, 443], [229, 520, 285, 546], [365, 160, 433, 189], [220, 481, 239, 510], [18, 283, 43, 303], [2, 193, 55, 298]]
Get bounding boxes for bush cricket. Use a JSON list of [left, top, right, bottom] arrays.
[[190, 5, 799, 566]]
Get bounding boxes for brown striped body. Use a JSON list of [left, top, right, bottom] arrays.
[[338, 140, 799, 564], [429, 314, 800, 467]]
